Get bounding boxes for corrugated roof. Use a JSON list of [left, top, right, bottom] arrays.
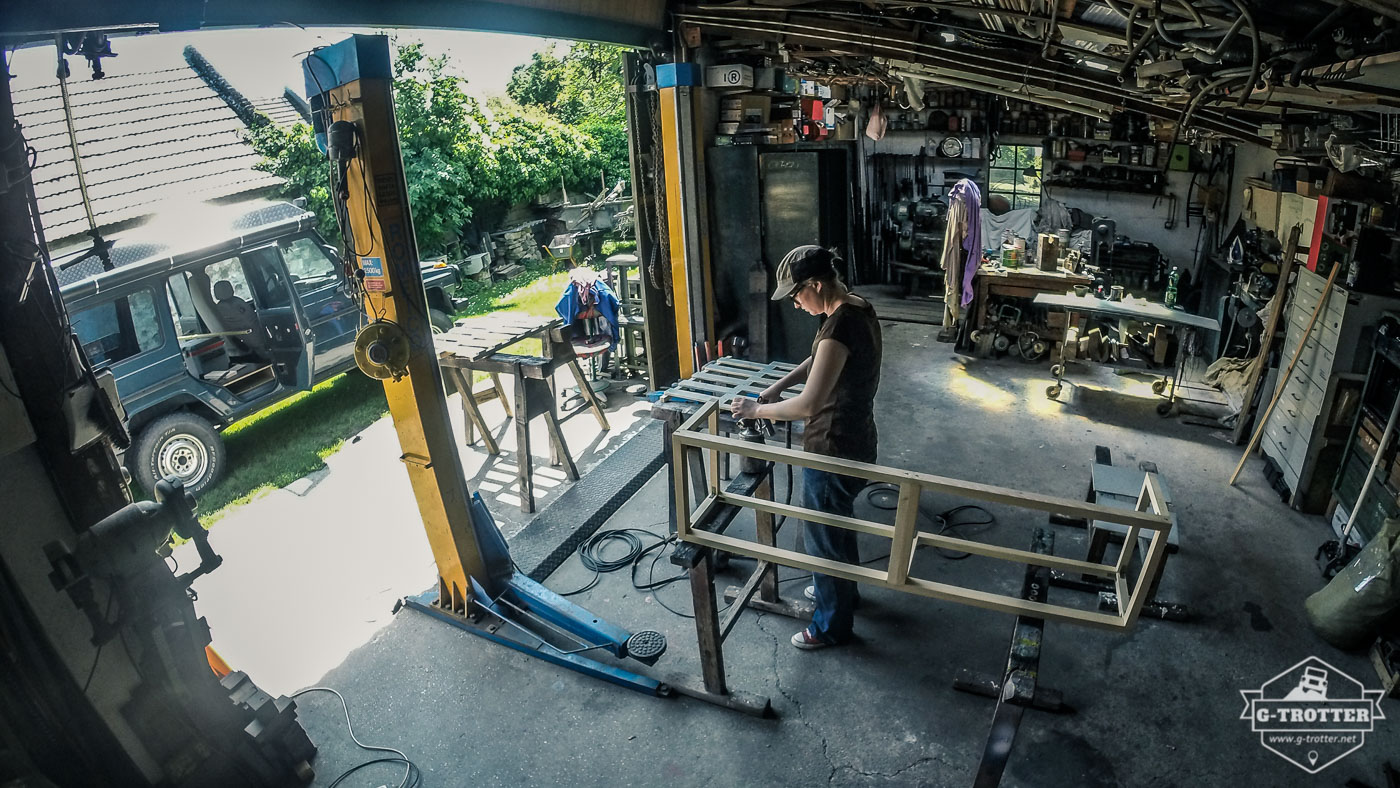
[[13, 58, 284, 246]]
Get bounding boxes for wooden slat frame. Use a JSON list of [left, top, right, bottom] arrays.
[[673, 400, 1172, 631]]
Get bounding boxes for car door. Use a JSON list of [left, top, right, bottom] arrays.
[[276, 234, 359, 377], [235, 246, 312, 390]]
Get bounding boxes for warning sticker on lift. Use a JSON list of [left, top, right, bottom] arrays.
[[360, 256, 385, 292]]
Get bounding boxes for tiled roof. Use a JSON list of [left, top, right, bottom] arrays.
[[251, 90, 311, 129], [13, 56, 284, 245]]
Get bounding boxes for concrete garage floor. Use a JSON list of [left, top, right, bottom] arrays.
[[282, 320, 1395, 787], [173, 378, 650, 696]]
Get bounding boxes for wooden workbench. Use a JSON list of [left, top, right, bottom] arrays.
[[435, 313, 610, 512], [972, 265, 1093, 331]]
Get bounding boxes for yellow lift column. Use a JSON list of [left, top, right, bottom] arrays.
[[303, 35, 485, 612], [656, 63, 715, 378]]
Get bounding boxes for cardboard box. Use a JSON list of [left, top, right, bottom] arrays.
[[1296, 180, 1325, 198], [738, 95, 772, 123], [705, 64, 753, 89], [1243, 178, 1279, 233], [1279, 192, 1318, 248]]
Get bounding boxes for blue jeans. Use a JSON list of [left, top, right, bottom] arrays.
[[800, 467, 866, 643]]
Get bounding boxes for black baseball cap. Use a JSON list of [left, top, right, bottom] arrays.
[[772, 245, 840, 300]]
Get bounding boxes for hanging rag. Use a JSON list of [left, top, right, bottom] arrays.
[[939, 179, 982, 323], [865, 102, 888, 141]]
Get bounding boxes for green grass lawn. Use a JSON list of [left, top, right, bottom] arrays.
[[196, 265, 573, 526]]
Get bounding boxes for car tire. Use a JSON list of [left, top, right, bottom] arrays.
[[429, 307, 455, 334], [131, 412, 225, 497]]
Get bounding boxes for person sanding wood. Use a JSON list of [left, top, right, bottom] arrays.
[[731, 245, 883, 649]]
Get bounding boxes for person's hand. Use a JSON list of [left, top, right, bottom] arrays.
[[759, 385, 783, 402], [731, 396, 760, 420]]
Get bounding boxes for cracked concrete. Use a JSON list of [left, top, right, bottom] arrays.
[[265, 321, 1396, 786]]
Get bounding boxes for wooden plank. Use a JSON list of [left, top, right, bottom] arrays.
[[514, 366, 534, 513], [886, 483, 919, 585], [718, 560, 771, 641], [1122, 528, 1168, 628], [723, 491, 896, 539], [753, 476, 779, 604], [682, 529, 1124, 629], [677, 423, 1172, 533], [690, 549, 728, 694], [914, 532, 1118, 579], [1114, 573, 1130, 624]]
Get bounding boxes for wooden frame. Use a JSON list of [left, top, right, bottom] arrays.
[[673, 399, 1173, 630]]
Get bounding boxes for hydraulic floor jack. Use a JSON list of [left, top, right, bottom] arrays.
[[305, 35, 670, 700], [395, 493, 671, 697]]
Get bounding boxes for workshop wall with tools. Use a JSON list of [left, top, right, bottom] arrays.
[[689, 43, 1252, 366]]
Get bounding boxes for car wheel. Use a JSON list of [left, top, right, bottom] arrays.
[[429, 308, 455, 334], [131, 412, 225, 497]]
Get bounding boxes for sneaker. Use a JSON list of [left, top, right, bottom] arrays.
[[790, 626, 836, 650]]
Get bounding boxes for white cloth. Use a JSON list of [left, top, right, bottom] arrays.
[[980, 207, 1037, 247]]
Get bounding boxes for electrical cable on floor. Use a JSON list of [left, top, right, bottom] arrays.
[[555, 523, 695, 618], [291, 686, 421, 788], [863, 483, 996, 560]]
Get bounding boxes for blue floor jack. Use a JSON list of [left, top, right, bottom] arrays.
[[395, 493, 672, 698]]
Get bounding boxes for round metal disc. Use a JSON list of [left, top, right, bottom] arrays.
[[626, 629, 667, 661], [354, 321, 412, 380]]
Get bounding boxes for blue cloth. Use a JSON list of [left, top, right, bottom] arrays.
[[801, 467, 866, 643], [949, 178, 982, 307], [555, 279, 621, 346]]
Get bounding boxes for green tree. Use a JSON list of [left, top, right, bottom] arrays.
[[248, 40, 602, 257], [507, 42, 630, 187], [505, 44, 565, 113]]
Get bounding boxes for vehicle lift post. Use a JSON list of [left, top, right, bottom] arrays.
[[302, 35, 666, 695]]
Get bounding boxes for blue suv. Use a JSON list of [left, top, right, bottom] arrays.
[[57, 201, 461, 495]]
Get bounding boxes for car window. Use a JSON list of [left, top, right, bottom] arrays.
[[167, 274, 205, 335], [71, 290, 163, 366], [204, 257, 254, 303], [243, 246, 292, 309], [279, 236, 340, 292]]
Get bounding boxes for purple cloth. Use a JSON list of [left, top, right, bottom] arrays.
[[949, 179, 982, 306]]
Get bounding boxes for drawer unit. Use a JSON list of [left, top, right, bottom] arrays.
[[1263, 267, 1400, 512]]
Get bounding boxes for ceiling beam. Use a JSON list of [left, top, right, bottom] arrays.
[[678, 8, 1268, 142]]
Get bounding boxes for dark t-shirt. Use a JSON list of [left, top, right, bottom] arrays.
[[803, 298, 882, 462]]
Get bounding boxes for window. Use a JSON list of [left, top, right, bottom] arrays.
[[72, 290, 163, 366], [243, 247, 292, 309], [988, 144, 1043, 212], [279, 236, 340, 292], [204, 257, 254, 303], [167, 274, 203, 336]]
